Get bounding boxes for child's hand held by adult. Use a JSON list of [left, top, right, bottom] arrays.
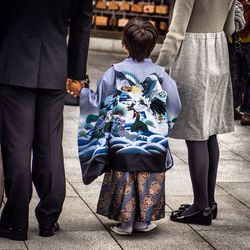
[[66, 79, 84, 97]]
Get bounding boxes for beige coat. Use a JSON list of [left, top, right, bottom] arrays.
[[156, 0, 236, 71]]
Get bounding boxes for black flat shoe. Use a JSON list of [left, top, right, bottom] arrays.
[[171, 204, 191, 217], [0, 224, 28, 241], [173, 203, 218, 220], [209, 202, 218, 219], [170, 207, 213, 226], [39, 222, 60, 237]]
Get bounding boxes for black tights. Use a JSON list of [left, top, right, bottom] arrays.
[[185, 135, 219, 211]]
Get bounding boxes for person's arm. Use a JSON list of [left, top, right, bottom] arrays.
[[68, 0, 93, 80], [156, 0, 196, 72], [161, 72, 181, 128], [79, 67, 115, 117], [224, 0, 237, 36], [234, 1, 246, 31]]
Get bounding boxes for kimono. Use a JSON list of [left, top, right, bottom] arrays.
[[79, 57, 181, 222]]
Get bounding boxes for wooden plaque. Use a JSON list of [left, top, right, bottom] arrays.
[[131, 4, 143, 13], [118, 18, 129, 27], [108, 2, 119, 10], [95, 16, 108, 26], [119, 2, 131, 11], [143, 5, 155, 14], [155, 5, 169, 15], [95, 1, 107, 10]]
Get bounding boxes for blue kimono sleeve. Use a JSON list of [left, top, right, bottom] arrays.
[[77, 67, 115, 185], [161, 72, 181, 129], [79, 67, 115, 125]]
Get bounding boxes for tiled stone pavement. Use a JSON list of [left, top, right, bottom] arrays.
[[0, 51, 249, 250]]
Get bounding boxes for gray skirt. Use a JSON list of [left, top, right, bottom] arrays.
[[170, 32, 234, 141]]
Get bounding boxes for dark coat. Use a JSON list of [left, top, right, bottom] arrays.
[[0, 147, 3, 209], [0, 0, 93, 89]]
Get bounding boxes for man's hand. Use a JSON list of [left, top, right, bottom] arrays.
[[66, 79, 84, 97]]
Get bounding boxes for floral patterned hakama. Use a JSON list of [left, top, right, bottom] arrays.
[[97, 171, 165, 222]]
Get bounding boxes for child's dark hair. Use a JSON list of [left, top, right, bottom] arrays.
[[122, 18, 158, 62]]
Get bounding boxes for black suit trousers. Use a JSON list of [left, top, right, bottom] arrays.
[[0, 85, 66, 230]]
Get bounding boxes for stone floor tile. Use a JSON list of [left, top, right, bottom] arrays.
[[65, 181, 79, 197], [197, 230, 250, 250], [65, 168, 83, 183], [217, 160, 250, 182], [107, 217, 213, 250], [28, 197, 104, 232], [218, 126, 250, 162], [26, 231, 121, 250], [0, 239, 26, 250], [64, 158, 81, 170], [217, 182, 250, 207]]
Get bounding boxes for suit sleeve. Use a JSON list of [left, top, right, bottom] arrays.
[[156, 0, 196, 72], [224, 0, 236, 36], [68, 0, 93, 80], [0, 0, 4, 44]]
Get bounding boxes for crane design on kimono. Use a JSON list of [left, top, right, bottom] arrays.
[[115, 70, 167, 116]]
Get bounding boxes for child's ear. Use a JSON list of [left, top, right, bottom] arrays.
[[123, 45, 129, 54]]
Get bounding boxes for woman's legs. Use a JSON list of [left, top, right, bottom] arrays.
[[183, 140, 209, 215], [171, 136, 220, 223], [183, 136, 219, 214], [207, 135, 220, 203]]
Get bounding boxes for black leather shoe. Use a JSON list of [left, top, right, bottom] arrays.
[[170, 207, 213, 226], [39, 222, 60, 237], [171, 204, 191, 217], [0, 224, 28, 241], [173, 203, 218, 220], [209, 202, 218, 219]]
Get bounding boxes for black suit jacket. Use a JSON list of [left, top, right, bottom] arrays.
[[0, 0, 93, 89]]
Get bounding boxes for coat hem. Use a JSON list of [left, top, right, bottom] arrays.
[[169, 126, 235, 141]]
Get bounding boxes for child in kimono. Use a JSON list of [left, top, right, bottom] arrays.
[[67, 18, 181, 235]]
